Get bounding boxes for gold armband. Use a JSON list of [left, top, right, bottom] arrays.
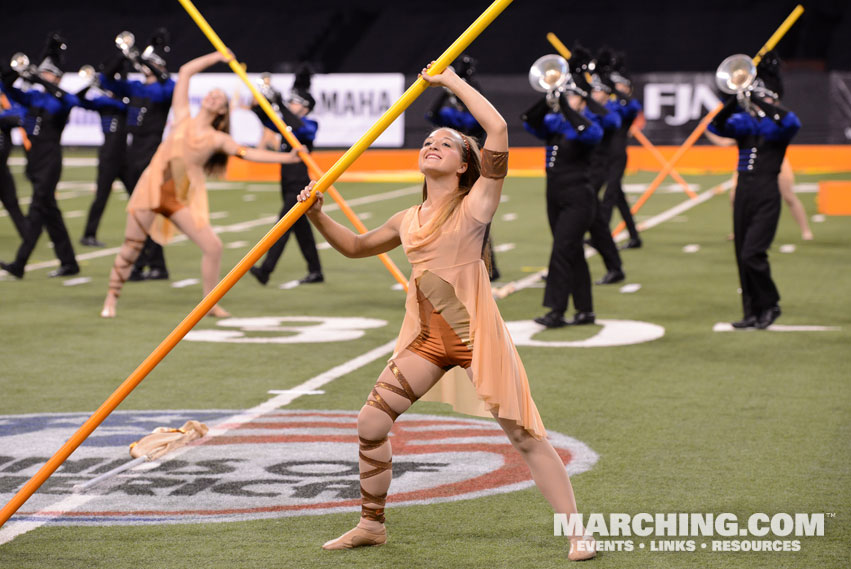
[[236, 146, 248, 158], [480, 148, 508, 179]]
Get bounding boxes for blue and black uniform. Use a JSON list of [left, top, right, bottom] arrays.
[[99, 73, 175, 275], [0, 83, 86, 275], [251, 107, 322, 281], [0, 102, 28, 238], [80, 92, 132, 241], [585, 98, 625, 276], [708, 98, 801, 322], [523, 96, 603, 318], [601, 95, 642, 241]]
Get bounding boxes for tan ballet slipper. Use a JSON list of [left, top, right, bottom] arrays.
[[206, 305, 231, 318], [568, 535, 597, 561], [321, 524, 387, 550], [100, 295, 117, 318]]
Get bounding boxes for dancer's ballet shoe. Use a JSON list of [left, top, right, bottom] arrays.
[[207, 305, 231, 318], [568, 536, 597, 561], [321, 525, 387, 550], [100, 297, 117, 318]]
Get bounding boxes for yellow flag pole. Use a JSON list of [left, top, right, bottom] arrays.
[[178, 0, 408, 288], [545, 32, 572, 60], [0, 0, 514, 529], [611, 4, 804, 237]]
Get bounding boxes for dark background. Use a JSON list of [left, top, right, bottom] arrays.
[[3, 0, 849, 74], [4, 1, 850, 147]]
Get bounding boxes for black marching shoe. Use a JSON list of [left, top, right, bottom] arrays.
[[731, 315, 757, 329], [128, 268, 146, 282], [534, 310, 568, 328], [755, 306, 781, 330], [567, 311, 596, 325], [299, 271, 324, 284], [595, 269, 625, 285], [0, 261, 24, 279], [48, 264, 80, 278], [619, 237, 642, 250], [144, 268, 169, 280], [249, 266, 270, 285], [80, 236, 107, 247]]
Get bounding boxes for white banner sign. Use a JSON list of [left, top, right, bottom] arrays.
[[24, 72, 405, 148]]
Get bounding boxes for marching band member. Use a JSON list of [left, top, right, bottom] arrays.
[[708, 51, 801, 329], [523, 57, 604, 328], [0, 33, 85, 279], [248, 66, 324, 286]]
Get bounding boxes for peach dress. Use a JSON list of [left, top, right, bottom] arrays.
[[394, 196, 547, 440], [126, 117, 220, 244]]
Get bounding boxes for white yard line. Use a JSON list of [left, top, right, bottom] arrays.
[[0, 339, 397, 544]]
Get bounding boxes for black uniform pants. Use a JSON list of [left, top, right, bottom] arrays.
[[600, 152, 638, 240], [83, 142, 132, 238], [259, 181, 322, 275], [126, 134, 167, 272], [543, 182, 595, 314], [733, 177, 781, 317], [0, 162, 28, 239], [587, 184, 623, 273], [13, 149, 77, 268]]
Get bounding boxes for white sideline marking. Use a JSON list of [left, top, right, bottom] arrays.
[[811, 214, 825, 223], [779, 244, 796, 253], [391, 283, 405, 291], [62, 277, 91, 287], [18, 185, 420, 274], [171, 279, 200, 288], [0, 339, 396, 544], [267, 389, 326, 395], [497, 180, 735, 299], [683, 244, 701, 253], [209, 211, 229, 220], [64, 210, 85, 219], [225, 241, 249, 249], [317, 242, 332, 250], [501, 212, 517, 221], [713, 323, 841, 332], [493, 243, 515, 253], [279, 280, 300, 290], [242, 194, 257, 202], [619, 283, 641, 294]]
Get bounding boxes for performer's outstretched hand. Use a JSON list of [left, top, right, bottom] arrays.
[[420, 61, 460, 88], [298, 181, 324, 217]]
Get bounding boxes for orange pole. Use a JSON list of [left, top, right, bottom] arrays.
[[0, 94, 31, 151], [630, 127, 697, 198], [0, 0, 514, 529], [611, 4, 804, 237], [612, 107, 719, 236]]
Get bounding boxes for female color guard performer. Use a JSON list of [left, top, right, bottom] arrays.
[[299, 63, 596, 561], [100, 52, 295, 318]]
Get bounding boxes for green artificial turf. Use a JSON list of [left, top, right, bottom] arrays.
[[0, 150, 848, 568]]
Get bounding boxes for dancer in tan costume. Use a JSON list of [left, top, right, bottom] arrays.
[[101, 52, 294, 318], [300, 63, 596, 561]]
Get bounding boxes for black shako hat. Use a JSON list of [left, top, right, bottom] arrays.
[[38, 32, 67, 76], [289, 64, 315, 112]]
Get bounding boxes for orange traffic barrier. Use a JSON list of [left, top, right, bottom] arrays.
[[818, 181, 851, 215]]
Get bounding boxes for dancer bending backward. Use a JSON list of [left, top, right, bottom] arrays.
[[301, 64, 596, 561], [100, 52, 293, 318]]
